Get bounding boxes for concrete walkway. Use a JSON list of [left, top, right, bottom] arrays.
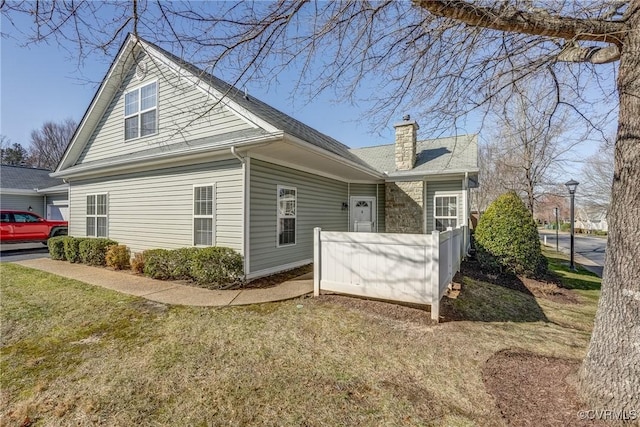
[[14, 258, 313, 306]]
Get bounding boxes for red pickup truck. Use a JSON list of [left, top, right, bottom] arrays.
[[0, 210, 68, 244]]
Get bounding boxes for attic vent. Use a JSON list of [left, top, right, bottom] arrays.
[[135, 62, 147, 80]]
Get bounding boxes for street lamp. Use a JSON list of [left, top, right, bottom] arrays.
[[565, 179, 579, 270]]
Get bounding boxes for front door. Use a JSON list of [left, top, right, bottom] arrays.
[[350, 197, 376, 232]]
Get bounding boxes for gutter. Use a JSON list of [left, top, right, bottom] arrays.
[[230, 146, 245, 164], [52, 132, 282, 179]]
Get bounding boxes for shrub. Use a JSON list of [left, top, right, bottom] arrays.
[[79, 238, 118, 266], [169, 247, 198, 280], [48, 236, 67, 260], [131, 252, 145, 274], [106, 245, 131, 270], [474, 192, 547, 278], [142, 249, 173, 279], [190, 247, 244, 287], [63, 236, 90, 263], [560, 222, 571, 232]]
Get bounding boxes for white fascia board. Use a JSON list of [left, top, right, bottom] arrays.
[[52, 132, 282, 180], [57, 36, 139, 172], [283, 134, 385, 180], [0, 188, 39, 195], [142, 41, 280, 134], [36, 184, 69, 194], [386, 169, 480, 182]]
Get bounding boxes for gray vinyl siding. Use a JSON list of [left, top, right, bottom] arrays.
[[68, 160, 242, 254], [349, 183, 385, 232], [425, 180, 463, 233], [0, 194, 45, 217], [249, 159, 348, 275], [45, 193, 69, 204], [77, 51, 253, 164]]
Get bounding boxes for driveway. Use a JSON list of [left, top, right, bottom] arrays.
[[0, 243, 50, 262], [539, 229, 606, 276]]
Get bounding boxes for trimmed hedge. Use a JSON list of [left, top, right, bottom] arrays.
[[79, 238, 118, 266], [474, 192, 547, 278], [48, 236, 67, 260], [140, 246, 244, 287], [106, 245, 131, 270], [63, 236, 90, 263], [190, 247, 244, 287], [143, 249, 173, 279]]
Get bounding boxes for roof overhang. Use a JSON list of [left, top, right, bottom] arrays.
[[0, 188, 39, 196], [385, 168, 480, 182], [53, 132, 283, 180], [37, 184, 69, 194]]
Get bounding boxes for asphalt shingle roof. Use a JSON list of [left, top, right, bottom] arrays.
[[0, 165, 65, 190], [350, 135, 478, 176], [146, 39, 376, 172]]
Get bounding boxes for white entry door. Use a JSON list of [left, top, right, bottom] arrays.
[[350, 197, 376, 232]]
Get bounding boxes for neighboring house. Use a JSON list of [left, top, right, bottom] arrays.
[[53, 34, 479, 279], [576, 207, 608, 233], [0, 165, 69, 220]]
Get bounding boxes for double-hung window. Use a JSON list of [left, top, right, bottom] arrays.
[[87, 194, 108, 237], [193, 185, 215, 246], [277, 186, 296, 246], [434, 195, 458, 232], [124, 81, 157, 140]]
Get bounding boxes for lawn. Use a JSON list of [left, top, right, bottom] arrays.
[[1, 252, 600, 426]]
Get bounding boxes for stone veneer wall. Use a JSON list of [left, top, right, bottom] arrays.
[[394, 122, 417, 170], [385, 181, 424, 233]]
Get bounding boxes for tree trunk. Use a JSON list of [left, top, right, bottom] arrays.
[[579, 3, 640, 413]]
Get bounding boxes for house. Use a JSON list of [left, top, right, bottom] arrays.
[[53, 34, 479, 279], [0, 165, 69, 220]]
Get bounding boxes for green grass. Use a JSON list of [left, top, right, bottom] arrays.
[[1, 260, 601, 426]]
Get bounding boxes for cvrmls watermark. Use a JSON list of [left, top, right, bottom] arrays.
[[578, 409, 638, 421]]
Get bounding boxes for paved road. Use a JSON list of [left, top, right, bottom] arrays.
[[0, 243, 50, 262], [539, 229, 606, 276]]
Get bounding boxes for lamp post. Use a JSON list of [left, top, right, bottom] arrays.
[[565, 179, 579, 270]]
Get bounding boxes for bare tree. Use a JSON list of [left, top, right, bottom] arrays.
[[29, 118, 77, 170], [580, 141, 615, 212], [2, 0, 638, 411]]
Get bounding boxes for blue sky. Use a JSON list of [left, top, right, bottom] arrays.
[[1, 12, 435, 150]]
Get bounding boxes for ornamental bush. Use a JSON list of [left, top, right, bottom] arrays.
[[106, 245, 131, 270], [189, 247, 244, 288], [474, 192, 547, 278], [169, 247, 199, 280], [142, 249, 173, 279], [48, 236, 67, 260], [79, 238, 118, 266], [63, 236, 90, 263], [131, 252, 145, 274]]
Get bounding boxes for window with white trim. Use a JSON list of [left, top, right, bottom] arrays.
[[86, 194, 108, 237], [434, 195, 458, 232], [193, 185, 214, 246], [277, 186, 296, 246], [124, 81, 157, 140]]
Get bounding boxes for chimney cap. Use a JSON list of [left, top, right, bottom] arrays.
[[403, 114, 410, 121]]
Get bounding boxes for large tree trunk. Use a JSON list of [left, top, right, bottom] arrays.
[[579, 4, 640, 413]]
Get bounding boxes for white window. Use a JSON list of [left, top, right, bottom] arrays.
[[277, 186, 296, 247], [434, 195, 458, 232], [86, 193, 108, 237], [193, 185, 215, 246], [124, 81, 157, 140]]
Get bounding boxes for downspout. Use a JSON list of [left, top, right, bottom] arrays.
[[230, 146, 249, 279]]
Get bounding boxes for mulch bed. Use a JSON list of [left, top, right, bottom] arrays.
[[461, 259, 578, 304], [483, 349, 606, 426], [243, 264, 313, 289]]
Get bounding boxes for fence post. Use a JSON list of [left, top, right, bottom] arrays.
[[313, 227, 321, 297], [431, 230, 440, 321]]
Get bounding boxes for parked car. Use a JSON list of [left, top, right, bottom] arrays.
[[0, 210, 68, 244]]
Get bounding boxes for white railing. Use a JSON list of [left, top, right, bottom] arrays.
[[313, 226, 467, 321]]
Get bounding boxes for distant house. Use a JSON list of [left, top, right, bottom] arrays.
[[0, 165, 69, 220], [52, 34, 479, 279]]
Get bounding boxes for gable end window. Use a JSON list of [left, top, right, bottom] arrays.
[[277, 186, 296, 247], [124, 81, 157, 140], [434, 195, 458, 232], [193, 185, 215, 246], [86, 193, 108, 237]]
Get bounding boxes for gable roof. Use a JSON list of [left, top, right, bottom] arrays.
[[0, 165, 66, 192], [55, 34, 379, 177], [350, 135, 479, 177]]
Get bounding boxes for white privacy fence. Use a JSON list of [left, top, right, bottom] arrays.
[[313, 226, 467, 321]]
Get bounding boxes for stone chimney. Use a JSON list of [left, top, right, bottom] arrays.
[[394, 115, 419, 170]]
